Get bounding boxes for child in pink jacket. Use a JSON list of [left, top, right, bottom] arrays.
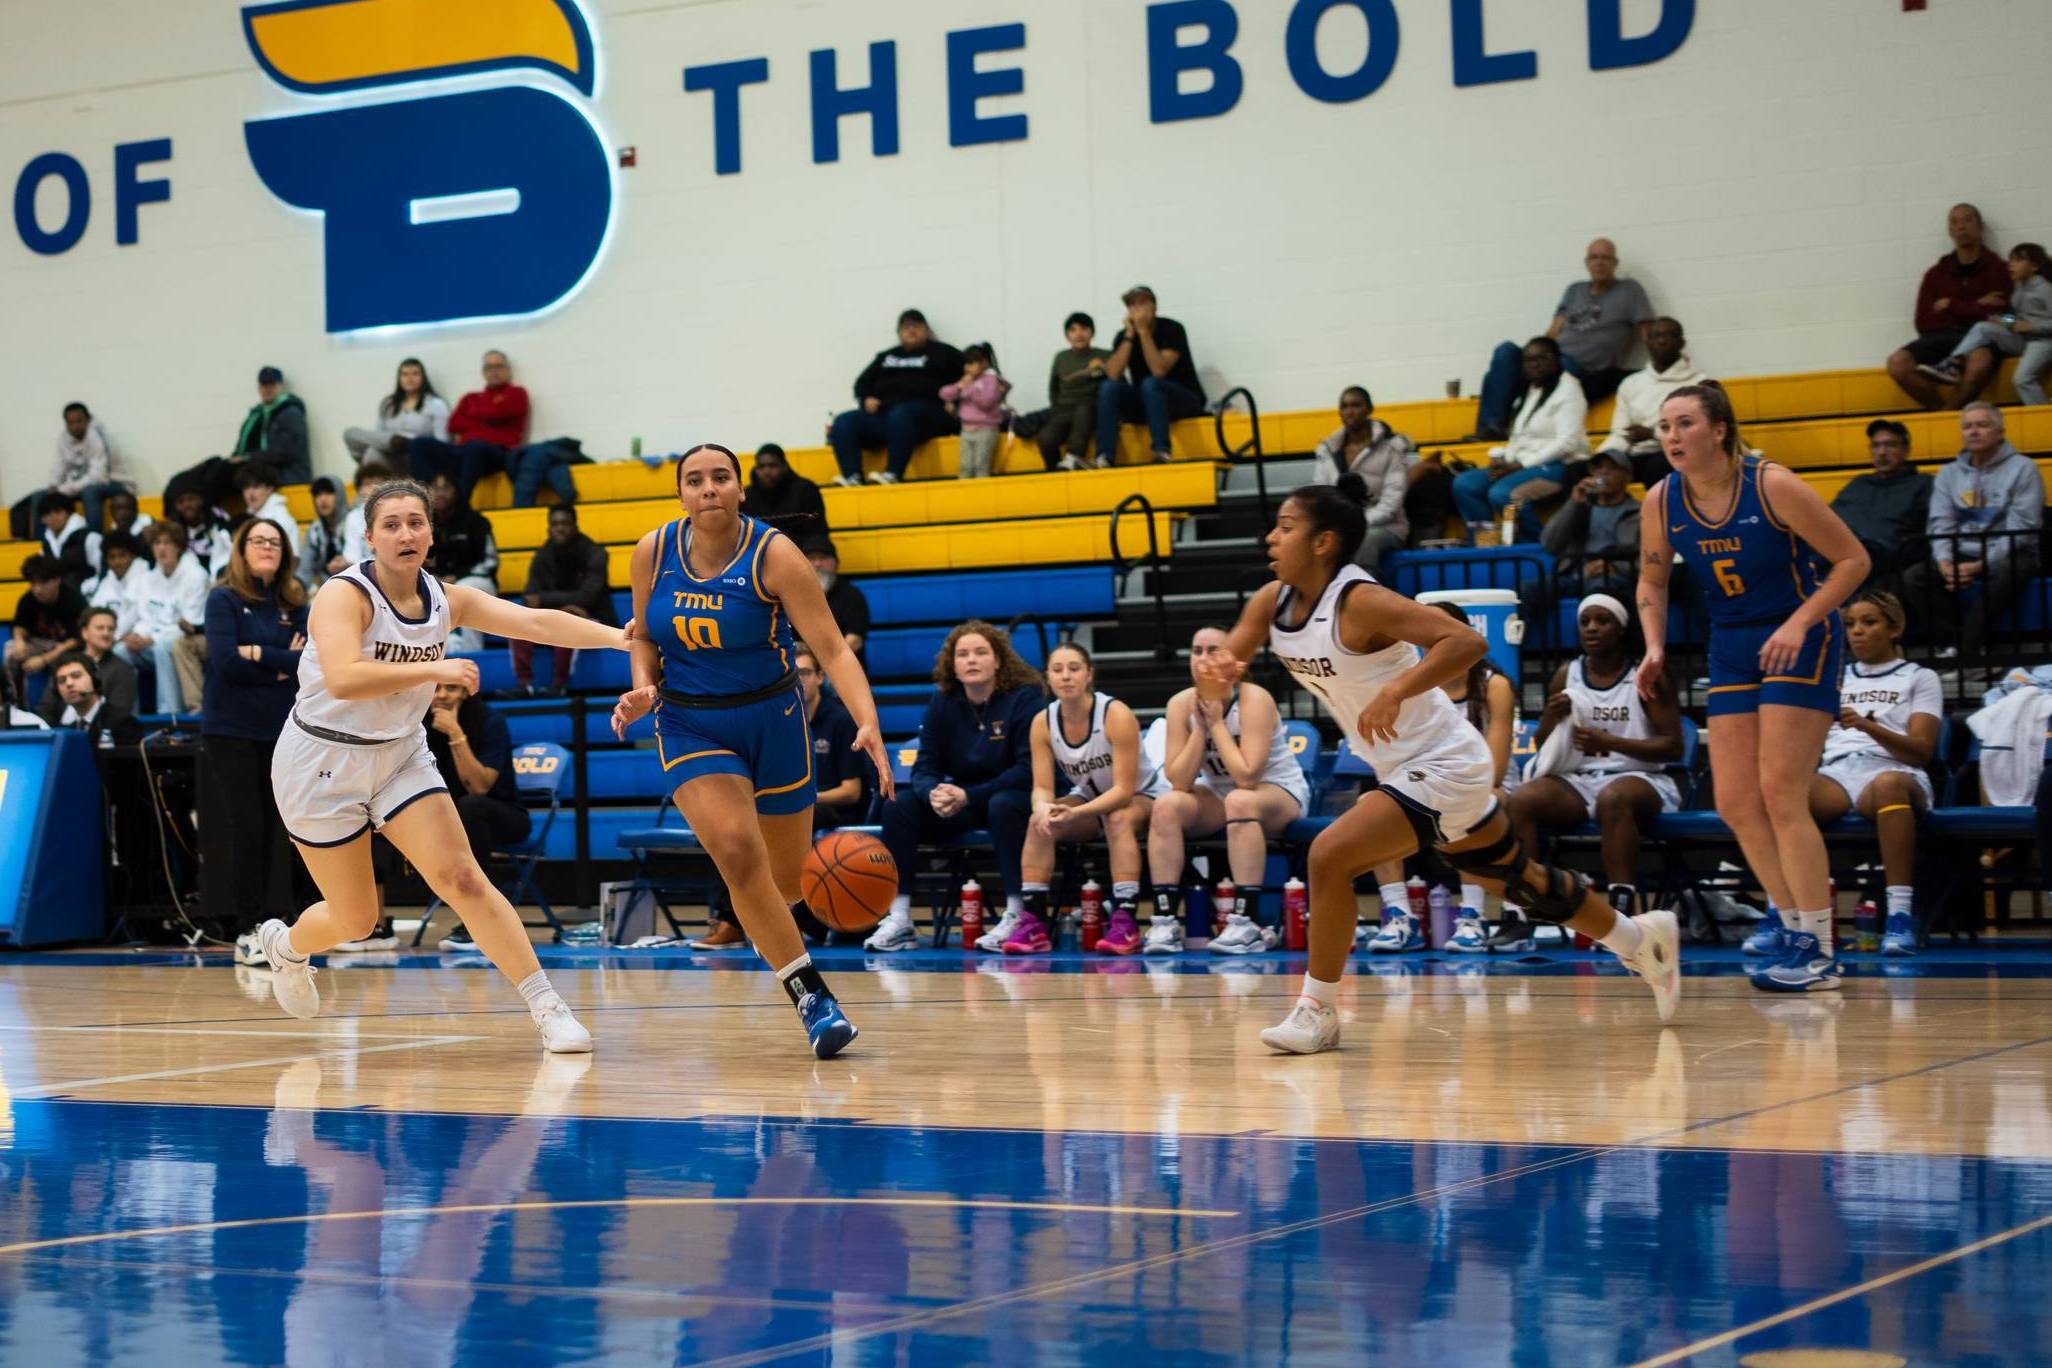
[[941, 343, 1012, 479]]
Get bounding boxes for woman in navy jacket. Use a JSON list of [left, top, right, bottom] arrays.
[[201, 517, 311, 939], [864, 620, 1042, 952]]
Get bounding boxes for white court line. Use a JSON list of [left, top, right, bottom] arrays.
[[8, 1036, 479, 1099], [0, 1025, 458, 1040]]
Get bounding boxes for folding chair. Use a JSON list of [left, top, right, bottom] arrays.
[[413, 741, 571, 945]]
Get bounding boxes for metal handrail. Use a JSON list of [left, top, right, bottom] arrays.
[[1003, 611, 1053, 665], [1213, 386, 1271, 529], [1109, 493, 1173, 661]]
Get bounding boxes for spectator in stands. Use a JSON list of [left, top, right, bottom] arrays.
[[513, 504, 611, 696], [1311, 387, 1415, 571], [342, 357, 449, 469], [1886, 204, 2013, 410], [1918, 242, 2052, 408], [693, 646, 869, 950], [1530, 446, 1639, 610], [1403, 457, 1460, 546], [1037, 312, 1109, 470], [6, 556, 86, 706], [1096, 286, 1207, 466], [165, 479, 234, 579], [46, 652, 141, 747], [299, 476, 349, 590], [805, 540, 868, 663], [428, 472, 500, 652], [120, 522, 209, 714], [828, 309, 964, 487], [741, 444, 828, 537], [1472, 239, 1652, 440], [1503, 596, 1682, 935], [200, 517, 308, 937], [1832, 420, 1933, 588], [12, 402, 125, 538], [340, 461, 397, 564], [1904, 402, 2045, 658], [1597, 317, 1709, 484], [38, 607, 136, 723], [1454, 338, 1590, 543], [37, 492, 96, 589], [235, 365, 311, 486], [408, 351, 530, 500], [863, 621, 1042, 953], [235, 463, 298, 545], [421, 676, 528, 954], [103, 488, 152, 546], [81, 539, 143, 640], [941, 343, 1012, 479], [508, 437, 586, 510]]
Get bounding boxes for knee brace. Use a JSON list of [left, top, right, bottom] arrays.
[[1444, 828, 1589, 925]]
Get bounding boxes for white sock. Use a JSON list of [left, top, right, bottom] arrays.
[[1459, 883, 1484, 914], [1803, 909, 1835, 955], [774, 953, 812, 983], [1299, 973, 1340, 1009], [888, 894, 912, 919], [1006, 893, 1025, 917], [1885, 885, 1912, 918], [1597, 915, 1643, 958], [1112, 881, 1140, 902], [272, 925, 308, 964], [1378, 882, 1409, 914], [517, 970, 560, 1013]]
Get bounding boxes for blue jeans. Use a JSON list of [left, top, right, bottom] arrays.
[[1452, 461, 1567, 543], [510, 441, 578, 507], [118, 638, 184, 713], [33, 482, 127, 533], [1095, 375, 1206, 462], [409, 438, 509, 501], [828, 401, 956, 479]]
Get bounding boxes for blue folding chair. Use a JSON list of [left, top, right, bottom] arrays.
[[413, 741, 571, 946]]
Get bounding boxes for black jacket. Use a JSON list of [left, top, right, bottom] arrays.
[[58, 699, 142, 748], [1831, 470, 1934, 562], [430, 505, 498, 583], [853, 342, 965, 410], [910, 683, 1041, 804], [741, 473, 829, 539], [524, 533, 614, 622], [236, 394, 310, 485]]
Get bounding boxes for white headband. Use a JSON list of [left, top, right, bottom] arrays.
[[1579, 594, 1629, 628]]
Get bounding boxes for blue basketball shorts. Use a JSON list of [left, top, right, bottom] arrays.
[[1705, 614, 1842, 718], [654, 688, 816, 815]]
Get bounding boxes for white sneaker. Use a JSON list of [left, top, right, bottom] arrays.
[[331, 934, 399, 954], [1142, 919, 1186, 954], [1618, 909, 1682, 1024], [831, 473, 860, 488], [1057, 454, 1084, 472], [864, 911, 918, 953], [258, 919, 319, 1020], [234, 930, 268, 967], [1260, 997, 1340, 1054], [1209, 913, 1269, 955], [975, 908, 1021, 953], [1445, 913, 1489, 954], [1092, 454, 1114, 470], [865, 470, 898, 486], [1367, 912, 1424, 953], [533, 998, 594, 1053]]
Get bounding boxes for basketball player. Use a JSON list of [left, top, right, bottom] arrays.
[[610, 444, 891, 1059], [1004, 642, 1149, 955], [1143, 626, 1310, 956], [1637, 385, 1870, 992], [257, 479, 628, 1052], [1209, 482, 1681, 1053]]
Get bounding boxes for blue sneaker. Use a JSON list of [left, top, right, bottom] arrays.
[[1742, 907, 1787, 957], [1750, 932, 1842, 993], [798, 992, 858, 1059], [1367, 911, 1424, 953], [1881, 911, 1917, 957]]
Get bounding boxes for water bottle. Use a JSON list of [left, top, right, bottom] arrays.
[[1405, 876, 1429, 926], [1498, 504, 1518, 546], [1079, 879, 1104, 951], [1214, 878, 1235, 934], [1854, 900, 1880, 953], [630, 434, 643, 459], [958, 879, 983, 949], [1283, 877, 1308, 951], [1427, 884, 1455, 949]]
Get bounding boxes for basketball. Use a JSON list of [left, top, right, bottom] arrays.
[[802, 831, 899, 933]]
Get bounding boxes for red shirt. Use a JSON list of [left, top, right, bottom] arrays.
[[448, 383, 530, 448], [1914, 250, 2012, 335]]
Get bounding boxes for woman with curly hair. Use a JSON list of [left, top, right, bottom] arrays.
[[864, 620, 1045, 952]]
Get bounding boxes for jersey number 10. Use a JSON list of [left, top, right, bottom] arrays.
[[1712, 558, 1747, 597], [673, 616, 723, 651]]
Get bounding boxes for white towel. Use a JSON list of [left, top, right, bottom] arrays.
[[1523, 696, 1590, 784], [1966, 687, 2052, 807]]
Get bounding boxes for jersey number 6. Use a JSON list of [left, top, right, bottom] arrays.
[[673, 616, 724, 651], [1712, 558, 1746, 597]]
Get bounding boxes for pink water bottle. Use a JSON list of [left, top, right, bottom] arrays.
[[1283, 877, 1308, 951], [1405, 876, 1429, 924], [958, 878, 983, 949], [1079, 879, 1104, 951]]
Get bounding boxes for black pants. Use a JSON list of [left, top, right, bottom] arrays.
[[2037, 768, 2052, 892], [1403, 463, 1458, 546], [199, 733, 312, 933], [1035, 392, 1099, 465], [879, 786, 1031, 896], [456, 793, 530, 870], [1903, 553, 2041, 658]]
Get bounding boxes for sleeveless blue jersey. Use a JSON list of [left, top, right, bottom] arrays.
[[1666, 455, 1825, 627], [647, 514, 796, 696]]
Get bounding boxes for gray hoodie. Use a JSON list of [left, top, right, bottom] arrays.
[[1312, 419, 1415, 530], [1928, 440, 2044, 570]]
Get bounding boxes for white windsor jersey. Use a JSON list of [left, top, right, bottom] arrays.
[[294, 562, 451, 742], [1824, 660, 1942, 764], [1200, 693, 1305, 795], [1568, 657, 1662, 776], [1269, 564, 1487, 774], [1050, 692, 1132, 799]]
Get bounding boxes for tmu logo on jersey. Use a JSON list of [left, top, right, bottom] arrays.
[[240, 0, 613, 333]]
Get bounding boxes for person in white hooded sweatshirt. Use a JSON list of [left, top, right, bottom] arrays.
[[1453, 337, 1590, 545]]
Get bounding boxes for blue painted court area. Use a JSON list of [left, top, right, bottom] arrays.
[[0, 1099, 2047, 1366]]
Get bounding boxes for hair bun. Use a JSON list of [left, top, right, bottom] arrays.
[[1333, 473, 1371, 508]]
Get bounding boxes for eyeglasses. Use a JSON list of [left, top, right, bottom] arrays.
[[244, 537, 284, 550]]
